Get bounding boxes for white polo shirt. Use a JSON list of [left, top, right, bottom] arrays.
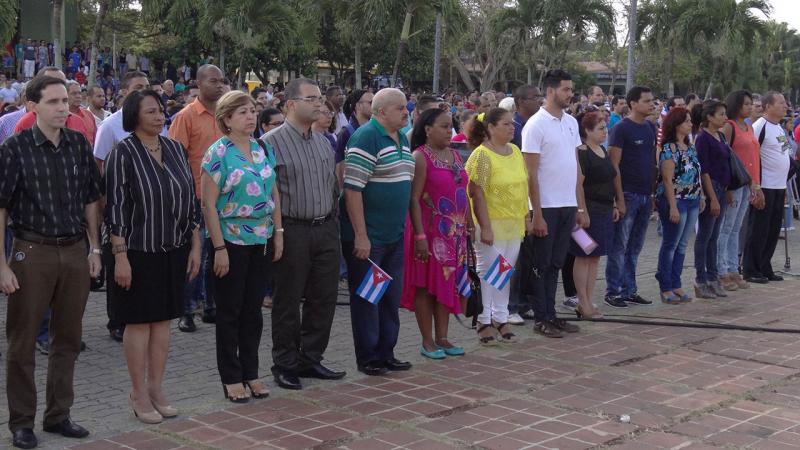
[[94, 109, 168, 162], [521, 107, 581, 208], [753, 117, 791, 189]]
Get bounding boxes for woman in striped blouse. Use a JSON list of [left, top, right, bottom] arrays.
[[106, 90, 202, 424]]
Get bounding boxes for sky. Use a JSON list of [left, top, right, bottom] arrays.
[[761, 0, 800, 32]]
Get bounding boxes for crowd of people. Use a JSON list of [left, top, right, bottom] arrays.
[[0, 60, 799, 450]]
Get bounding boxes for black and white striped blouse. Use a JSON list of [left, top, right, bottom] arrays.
[[105, 134, 201, 252]]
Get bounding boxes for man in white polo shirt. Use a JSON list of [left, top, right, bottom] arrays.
[[743, 91, 792, 283], [521, 69, 590, 338]]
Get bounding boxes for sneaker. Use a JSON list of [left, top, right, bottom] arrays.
[[36, 340, 49, 355], [624, 293, 653, 306], [562, 296, 579, 309], [519, 310, 536, 320], [507, 313, 525, 325], [604, 295, 628, 308], [533, 321, 563, 338], [551, 318, 580, 333], [694, 282, 717, 299], [708, 280, 728, 297]]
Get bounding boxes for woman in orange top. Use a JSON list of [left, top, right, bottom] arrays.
[[718, 90, 765, 290]]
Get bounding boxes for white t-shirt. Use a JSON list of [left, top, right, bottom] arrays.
[[521, 108, 581, 208], [0, 87, 18, 103], [753, 117, 791, 189]]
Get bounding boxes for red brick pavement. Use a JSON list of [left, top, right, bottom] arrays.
[[67, 280, 800, 449]]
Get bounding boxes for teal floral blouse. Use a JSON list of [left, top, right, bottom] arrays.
[[656, 142, 702, 200], [201, 136, 276, 245]]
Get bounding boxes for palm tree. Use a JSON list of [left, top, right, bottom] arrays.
[[0, 0, 17, 44], [494, 0, 545, 85], [639, 0, 693, 96], [88, 0, 111, 88], [680, 0, 770, 97], [52, 0, 64, 68]]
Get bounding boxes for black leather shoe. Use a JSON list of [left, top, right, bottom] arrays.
[[201, 309, 216, 324], [745, 275, 769, 284], [767, 274, 784, 281], [298, 362, 346, 380], [271, 369, 302, 390], [358, 362, 388, 376], [12, 428, 37, 449], [43, 418, 89, 438], [109, 328, 124, 342], [178, 315, 196, 332], [384, 358, 412, 371]]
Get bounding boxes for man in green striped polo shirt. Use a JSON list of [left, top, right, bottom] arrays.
[[341, 87, 415, 376]]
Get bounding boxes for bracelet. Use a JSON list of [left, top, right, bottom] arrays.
[[275, 228, 284, 233], [414, 234, 427, 241], [89, 248, 101, 255], [214, 245, 226, 251], [111, 244, 127, 255], [577, 209, 585, 213]]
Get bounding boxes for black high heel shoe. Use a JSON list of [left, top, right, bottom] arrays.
[[222, 384, 250, 403]]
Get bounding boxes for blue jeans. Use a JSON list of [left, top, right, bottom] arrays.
[[655, 196, 699, 291], [183, 223, 215, 315], [717, 185, 749, 275], [606, 192, 651, 298], [695, 182, 728, 283], [343, 240, 404, 367]]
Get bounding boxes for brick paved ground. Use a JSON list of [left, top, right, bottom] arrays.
[[2, 220, 800, 449]]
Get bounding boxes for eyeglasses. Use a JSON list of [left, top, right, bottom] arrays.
[[320, 111, 335, 117], [267, 121, 284, 127], [292, 96, 324, 104]]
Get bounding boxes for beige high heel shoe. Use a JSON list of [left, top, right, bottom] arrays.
[[129, 394, 163, 424], [149, 397, 178, 418]]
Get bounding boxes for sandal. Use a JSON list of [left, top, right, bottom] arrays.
[[222, 383, 250, 403], [477, 323, 497, 346], [493, 321, 518, 343], [244, 380, 270, 399]]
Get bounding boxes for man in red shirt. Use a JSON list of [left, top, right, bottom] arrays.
[[66, 80, 96, 145], [13, 67, 89, 143]]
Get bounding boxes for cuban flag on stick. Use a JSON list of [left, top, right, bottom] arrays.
[[482, 251, 514, 291], [356, 259, 393, 304], [456, 264, 472, 298]]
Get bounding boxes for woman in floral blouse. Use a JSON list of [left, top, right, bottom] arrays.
[[201, 91, 282, 403]]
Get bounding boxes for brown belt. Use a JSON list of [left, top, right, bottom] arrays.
[[14, 230, 84, 247]]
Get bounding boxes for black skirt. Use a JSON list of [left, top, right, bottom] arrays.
[[112, 245, 190, 324]]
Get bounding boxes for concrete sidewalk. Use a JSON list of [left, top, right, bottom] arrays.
[[2, 221, 800, 449]]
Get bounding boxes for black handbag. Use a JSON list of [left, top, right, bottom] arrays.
[[723, 132, 751, 190], [460, 237, 483, 328]]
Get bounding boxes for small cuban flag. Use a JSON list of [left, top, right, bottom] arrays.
[[456, 264, 472, 298], [482, 252, 514, 291], [356, 259, 393, 304]]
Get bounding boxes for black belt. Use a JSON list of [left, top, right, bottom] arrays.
[[283, 213, 334, 227], [15, 230, 84, 247]]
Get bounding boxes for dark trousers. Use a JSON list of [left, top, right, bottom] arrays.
[[212, 242, 270, 384], [743, 188, 785, 278], [561, 253, 576, 298], [183, 222, 215, 315], [271, 219, 340, 372], [343, 239, 404, 367], [694, 182, 727, 283], [102, 241, 123, 331], [529, 207, 576, 322], [6, 238, 89, 432]]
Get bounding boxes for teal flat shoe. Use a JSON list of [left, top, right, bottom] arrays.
[[420, 347, 446, 359], [440, 346, 465, 356]]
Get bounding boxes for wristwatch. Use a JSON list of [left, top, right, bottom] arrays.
[[89, 248, 102, 255]]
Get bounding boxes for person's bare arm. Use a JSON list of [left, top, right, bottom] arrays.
[[85, 201, 101, 278], [608, 145, 626, 216], [0, 208, 19, 294], [409, 151, 429, 261], [575, 149, 589, 228], [201, 172, 228, 277]]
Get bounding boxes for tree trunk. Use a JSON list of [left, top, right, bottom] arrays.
[[238, 53, 245, 89], [449, 55, 475, 92], [625, 0, 638, 92], [219, 41, 226, 72], [666, 47, 675, 97], [527, 66, 532, 85], [88, 0, 110, 89], [391, 5, 414, 88], [354, 40, 362, 89], [705, 78, 714, 99], [432, 12, 442, 93], [52, 0, 64, 69]]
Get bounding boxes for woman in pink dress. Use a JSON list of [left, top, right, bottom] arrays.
[[402, 108, 473, 360]]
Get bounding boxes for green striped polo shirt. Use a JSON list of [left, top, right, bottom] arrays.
[[341, 117, 415, 245]]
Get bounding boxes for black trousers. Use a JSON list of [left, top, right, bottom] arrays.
[[102, 242, 123, 331], [528, 207, 576, 322], [743, 188, 785, 278], [212, 242, 270, 384], [271, 219, 340, 373], [561, 253, 577, 298]]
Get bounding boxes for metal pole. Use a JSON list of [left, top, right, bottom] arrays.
[[433, 12, 442, 94], [625, 0, 637, 93], [112, 33, 116, 71]]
